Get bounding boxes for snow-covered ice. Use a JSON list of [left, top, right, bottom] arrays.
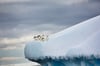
[[24, 15, 100, 66]]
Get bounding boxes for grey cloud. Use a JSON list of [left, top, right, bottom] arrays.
[[0, 0, 100, 38], [0, 43, 24, 50]]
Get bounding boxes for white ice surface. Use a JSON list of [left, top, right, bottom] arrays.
[[25, 15, 100, 59]]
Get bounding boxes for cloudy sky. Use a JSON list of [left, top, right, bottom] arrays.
[[0, 0, 100, 65]]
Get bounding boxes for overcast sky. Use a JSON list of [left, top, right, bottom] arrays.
[[0, 0, 100, 65]]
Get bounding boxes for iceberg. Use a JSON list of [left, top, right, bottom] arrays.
[[24, 15, 100, 66]]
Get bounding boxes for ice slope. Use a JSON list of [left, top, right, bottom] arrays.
[[67, 30, 100, 56], [25, 15, 100, 60]]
